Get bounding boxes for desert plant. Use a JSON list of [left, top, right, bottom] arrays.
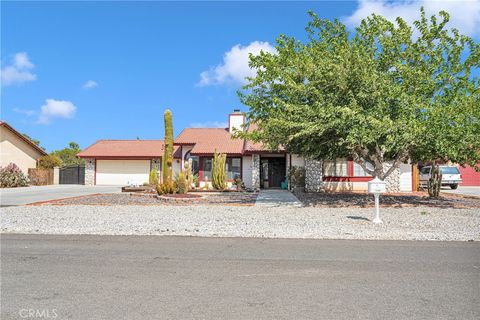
[[287, 166, 306, 189], [149, 168, 159, 185], [428, 164, 442, 198], [212, 151, 227, 190], [233, 177, 245, 191], [162, 109, 174, 184], [156, 180, 176, 195], [184, 161, 194, 190], [193, 173, 199, 187], [175, 172, 188, 194], [0, 163, 29, 188], [38, 155, 62, 169]]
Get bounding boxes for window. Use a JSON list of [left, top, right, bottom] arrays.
[[226, 158, 241, 180], [184, 151, 199, 176], [203, 158, 213, 180], [323, 158, 348, 177], [440, 167, 460, 174], [353, 161, 374, 176], [420, 167, 430, 175]]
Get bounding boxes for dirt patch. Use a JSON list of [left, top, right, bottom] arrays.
[[36, 192, 258, 206], [294, 191, 480, 208]]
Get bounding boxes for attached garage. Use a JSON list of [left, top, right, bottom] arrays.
[[96, 160, 151, 185]]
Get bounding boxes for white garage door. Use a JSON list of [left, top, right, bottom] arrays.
[[96, 160, 150, 186]]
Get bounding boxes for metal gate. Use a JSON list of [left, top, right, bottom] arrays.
[[59, 165, 85, 184]]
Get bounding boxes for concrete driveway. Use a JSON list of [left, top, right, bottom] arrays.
[[442, 186, 480, 198], [0, 185, 121, 206]]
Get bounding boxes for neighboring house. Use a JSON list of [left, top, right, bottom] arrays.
[[77, 110, 414, 192], [77, 140, 177, 185], [0, 121, 47, 174], [457, 162, 480, 186]]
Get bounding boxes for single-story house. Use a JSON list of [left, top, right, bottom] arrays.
[[77, 140, 182, 185], [77, 110, 414, 192], [0, 121, 47, 174]]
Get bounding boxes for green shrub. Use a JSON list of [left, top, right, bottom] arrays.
[[149, 169, 159, 185], [176, 172, 188, 194], [212, 150, 227, 190], [156, 181, 176, 195], [287, 166, 305, 189], [234, 177, 245, 191], [0, 163, 29, 188], [38, 155, 62, 169]]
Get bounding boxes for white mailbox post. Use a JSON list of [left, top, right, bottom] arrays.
[[368, 177, 386, 224]]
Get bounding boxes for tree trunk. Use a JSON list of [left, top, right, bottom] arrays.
[[428, 164, 442, 198]]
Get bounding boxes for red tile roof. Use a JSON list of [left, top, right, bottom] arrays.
[[175, 128, 244, 155], [0, 121, 47, 156], [77, 140, 166, 158], [243, 123, 284, 153]]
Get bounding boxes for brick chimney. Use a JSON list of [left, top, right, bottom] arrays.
[[228, 109, 244, 133]]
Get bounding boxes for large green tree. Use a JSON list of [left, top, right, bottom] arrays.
[[238, 9, 479, 180], [51, 142, 84, 166]]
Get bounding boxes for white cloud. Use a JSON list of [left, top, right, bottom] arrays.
[[13, 108, 36, 116], [82, 80, 98, 89], [1, 52, 37, 86], [37, 99, 77, 124], [344, 0, 480, 37], [197, 41, 276, 86], [189, 121, 228, 128]]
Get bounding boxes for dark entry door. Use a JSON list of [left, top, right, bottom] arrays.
[[268, 158, 286, 188], [60, 165, 85, 184]]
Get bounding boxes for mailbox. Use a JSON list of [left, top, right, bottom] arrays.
[[368, 177, 386, 194]]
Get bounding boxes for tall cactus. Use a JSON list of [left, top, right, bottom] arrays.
[[162, 109, 174, 183], [212, 150, 227, 190]]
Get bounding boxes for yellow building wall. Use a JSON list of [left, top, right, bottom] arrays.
[[0, 126, 44, 174]]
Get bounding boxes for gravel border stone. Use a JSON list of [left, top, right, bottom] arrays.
[[2, 204, 479, 241]]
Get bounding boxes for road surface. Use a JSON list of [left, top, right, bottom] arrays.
[[0, 185, 121, 206], [1, 235, 479, 319]]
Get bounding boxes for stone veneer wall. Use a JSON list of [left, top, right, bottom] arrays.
[[84, 158, 95, 186], [383, 162, 401, 193], [151, 158, 161, 173], [251, 154, 260, 189], [305, 159, 323, 192]]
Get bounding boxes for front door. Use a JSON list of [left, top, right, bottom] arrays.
[[260, 157, 286, 188]]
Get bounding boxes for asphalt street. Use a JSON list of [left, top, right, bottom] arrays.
[[1, 234, 479, 319]]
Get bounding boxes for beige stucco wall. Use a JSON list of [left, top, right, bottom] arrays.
[[0, 126, 44, 174]]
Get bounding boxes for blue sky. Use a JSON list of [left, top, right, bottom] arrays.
[[2, 1, 479, 152]]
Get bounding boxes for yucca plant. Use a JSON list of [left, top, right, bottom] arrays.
[[149, 168, 159, 185]]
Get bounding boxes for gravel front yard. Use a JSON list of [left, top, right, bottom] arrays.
[[32, 192, 258, 206], [2, 204, 479, 241]]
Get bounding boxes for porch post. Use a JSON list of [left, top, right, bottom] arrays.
[[252, 154, 260, 190], [305, 158, 323, 192]]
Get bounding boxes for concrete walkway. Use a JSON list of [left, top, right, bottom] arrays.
[[255, 189, 302, 207]]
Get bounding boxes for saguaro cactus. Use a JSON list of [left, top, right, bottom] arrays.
[[162, 109, 174, 183], [212, 150, 227, 190]]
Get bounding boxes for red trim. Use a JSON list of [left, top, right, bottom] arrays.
[[323, 176, 373, 182], [191, 152, 243, 156], [199, 157, 204, 180], [347, 160, 354, 176], [243, 150, 286, 155]]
